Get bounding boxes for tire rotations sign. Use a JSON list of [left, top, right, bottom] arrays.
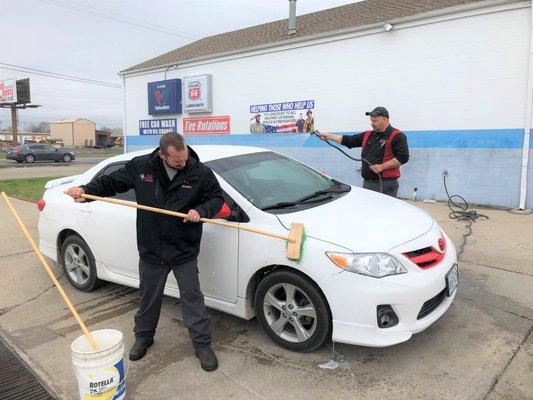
[[183, 116, 230, 134]]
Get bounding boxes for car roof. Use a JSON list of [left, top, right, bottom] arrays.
[[104, 145, 270, 164]]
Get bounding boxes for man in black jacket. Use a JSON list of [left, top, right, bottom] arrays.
[[318, 106, 409, 197], [65, 132, 224, 372]]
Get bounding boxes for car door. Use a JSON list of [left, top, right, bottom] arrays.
[[43, 145, 58, 161], [76, 162, 139, 278], [165, 183, 241, 304], [29, 144, 45, 160]]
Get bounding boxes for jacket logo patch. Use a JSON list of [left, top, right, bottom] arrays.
[[181, 184, 192, 189], [140, 174, 154, 182]]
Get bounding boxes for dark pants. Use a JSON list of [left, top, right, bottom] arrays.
[[363, 179, 399, 197], [134, 258, 212, 349]]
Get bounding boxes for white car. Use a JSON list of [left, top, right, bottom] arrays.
[[38, 146, 458, 352]]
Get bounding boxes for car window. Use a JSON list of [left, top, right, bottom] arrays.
[[97, 162, 136, 202], [29, 144, 45, 150], [206, 151, 349, 210], [44, 145, 56, 151]]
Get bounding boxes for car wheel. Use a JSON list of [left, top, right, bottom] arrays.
[[60, 235, 102, 292], [63, 154, 72, 162], [25, 154, 35, 163], [254, 270, 330, 352]]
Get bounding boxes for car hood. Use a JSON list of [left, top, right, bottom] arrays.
[[276, 187, 434, 253]]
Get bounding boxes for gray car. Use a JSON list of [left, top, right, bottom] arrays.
[[5, 144, 75, 163]]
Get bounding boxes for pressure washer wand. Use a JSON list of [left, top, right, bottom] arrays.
[[310, 130, 383, 194]]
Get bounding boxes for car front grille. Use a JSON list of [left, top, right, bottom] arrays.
[[403, 235, 447, 269], [417, 289, 446, 320]]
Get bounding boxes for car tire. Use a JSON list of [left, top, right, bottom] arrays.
[[60, 235, 102, 292], [254, 270, 330, 352], [63, 154, 72, 162], [25, 154, 35, 163]]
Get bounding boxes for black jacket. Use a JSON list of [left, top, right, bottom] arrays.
[[81, 146, 224, 266], [341, 125, 409, 180]]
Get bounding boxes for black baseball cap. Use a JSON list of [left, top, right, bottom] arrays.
[[365, 106, 389, 118]]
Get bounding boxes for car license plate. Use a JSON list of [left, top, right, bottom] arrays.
[[445, 263, 459, 296]]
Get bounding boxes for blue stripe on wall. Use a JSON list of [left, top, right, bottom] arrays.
[[126, 129, 530, 149]]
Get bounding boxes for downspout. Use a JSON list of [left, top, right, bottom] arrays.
[[122, 74, 127, 154], [519, 1, 533, 210]]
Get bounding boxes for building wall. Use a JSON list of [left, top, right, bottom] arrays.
[[50, 123, 74, 146], [73, 120, 96, 147], [123, 3, 533, 209]]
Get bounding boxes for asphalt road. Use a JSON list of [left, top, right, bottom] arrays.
[[0, 157, 105, 168]]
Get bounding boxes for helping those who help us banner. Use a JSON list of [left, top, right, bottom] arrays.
[[249, 100, 315, 133]]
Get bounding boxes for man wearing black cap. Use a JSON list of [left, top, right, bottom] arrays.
[[318, 106, 409, 197]]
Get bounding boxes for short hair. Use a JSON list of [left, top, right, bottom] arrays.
[[159, 132, 186, 154]]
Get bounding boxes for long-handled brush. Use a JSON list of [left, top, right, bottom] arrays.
[[1, 192, 100, 350], [76, 193, 306, 262]]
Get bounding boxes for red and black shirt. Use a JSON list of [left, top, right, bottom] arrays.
[[341, 125, 409, 180]]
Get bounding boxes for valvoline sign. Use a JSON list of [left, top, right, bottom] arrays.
[[148, 79, 182, 115]]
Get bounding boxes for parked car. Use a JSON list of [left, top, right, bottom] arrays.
[[5, 144, 75, 163], [38, 146, 458, 352]]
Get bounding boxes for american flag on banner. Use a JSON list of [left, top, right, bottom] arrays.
[[264, 123, 297, 133]]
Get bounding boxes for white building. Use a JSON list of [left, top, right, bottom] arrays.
[[120, 0, 533, 209]]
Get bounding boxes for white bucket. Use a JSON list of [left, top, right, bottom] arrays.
[[71, 329, 126, 400]]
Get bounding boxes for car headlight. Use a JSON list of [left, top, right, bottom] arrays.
[[326, 252, 407, 278]]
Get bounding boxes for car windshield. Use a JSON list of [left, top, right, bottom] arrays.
[[206, 151, 350, 212]]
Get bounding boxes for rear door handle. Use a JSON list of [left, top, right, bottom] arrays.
[[79, 205, 92, 214]]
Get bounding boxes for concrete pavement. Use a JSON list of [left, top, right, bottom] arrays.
[[0, 197, 531, 400]]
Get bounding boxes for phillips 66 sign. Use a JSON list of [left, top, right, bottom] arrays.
[[183, 74, 212, 113]]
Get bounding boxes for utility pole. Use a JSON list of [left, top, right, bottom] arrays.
[[10, 105, 18, 145]]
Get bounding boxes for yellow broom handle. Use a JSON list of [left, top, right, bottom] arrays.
[[80, 193, 293, 242], [1, 192, 99, 351]]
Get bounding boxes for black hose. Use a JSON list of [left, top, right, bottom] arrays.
[[443, 174, 488, 257], [311, 131, 383, 193]]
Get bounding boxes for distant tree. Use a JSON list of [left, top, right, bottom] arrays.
[[28, 122, 49, 133], [99, 126, 123, 135]]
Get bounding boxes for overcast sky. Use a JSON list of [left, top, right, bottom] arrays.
[[0, 0, 356, 130]]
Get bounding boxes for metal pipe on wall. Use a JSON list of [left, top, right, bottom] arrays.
[[519, 1, 533, 210]]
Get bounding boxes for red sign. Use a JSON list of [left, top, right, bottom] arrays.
[[188, 81, 201, 101], [183, 116, 230, 134]]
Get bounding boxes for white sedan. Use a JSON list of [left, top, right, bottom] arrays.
[[38, 146, 458, 352]]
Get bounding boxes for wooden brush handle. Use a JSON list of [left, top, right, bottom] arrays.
[[1, 192, 99, 351], [80, 193, 293, 243]]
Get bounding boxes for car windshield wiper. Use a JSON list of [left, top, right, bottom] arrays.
[[261, 186, 349, 211], [261, 195, 337, 211], [261, 201, 297, 211], [296, 187, 350, 203]]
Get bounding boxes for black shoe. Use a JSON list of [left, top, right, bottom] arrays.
[[195, 347, 218, 372], [129, 337, 154, 361]]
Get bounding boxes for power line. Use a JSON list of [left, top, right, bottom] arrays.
[[0, 63, 122, 88], [63, 0, 199, 39], [39, 0, 199, 40], [32, 92, 123, 101]]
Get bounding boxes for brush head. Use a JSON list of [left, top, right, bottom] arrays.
[[286, 222, 305, 262]]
